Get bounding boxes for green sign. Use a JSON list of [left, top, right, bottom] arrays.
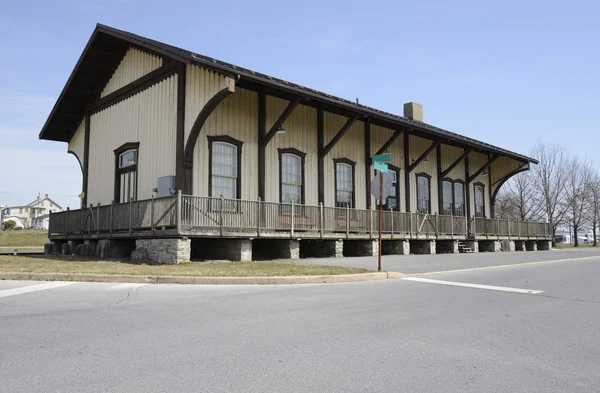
[[372, 153, 391, 163], [374, 161, 388, 172]]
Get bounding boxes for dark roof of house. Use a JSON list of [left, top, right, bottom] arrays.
[[39, 23, 537, 164]]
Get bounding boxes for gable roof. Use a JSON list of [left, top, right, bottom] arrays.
[[39, 23, 537, 164], [27, 197, 62, 209]]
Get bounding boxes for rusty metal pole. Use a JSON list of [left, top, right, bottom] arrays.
[[378, 172, 383, 272]]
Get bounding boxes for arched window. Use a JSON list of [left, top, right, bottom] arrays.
[[416, 173, 431, 214], [474, 183, 485, 218], [334, 158, 355, 208], [442, 180, 453, 215], [453, 182, 465, 216], [114, 142, 139, 203], [208, 136, 243, 199], [279, 148, 306, 204], [441, 179, 465, 216]]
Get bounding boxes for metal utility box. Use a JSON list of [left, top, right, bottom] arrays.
[[156, 176, 176, 198]]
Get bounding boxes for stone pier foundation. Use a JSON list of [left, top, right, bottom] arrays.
[[191, 238, 251, 262], [410, 240, 436, 255], [514, 240, 526, 251], [502, 240, 515, 252], [437, 240, 459, 254], [253, 239, 300, 260], [537, 240, 551, 251], [382, 240, 410, 255], [131, 238, 191, 264], [96, 239, 136, 259], [299, 240, 344, 258], [343, 240, 379, 257], [526, 240, 538, 251], [479, 240, 502, 252]]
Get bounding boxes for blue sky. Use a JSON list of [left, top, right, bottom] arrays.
[[1, 0, 598, 208]]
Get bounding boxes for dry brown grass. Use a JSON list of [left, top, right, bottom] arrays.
[[0, 255, 370, 277]]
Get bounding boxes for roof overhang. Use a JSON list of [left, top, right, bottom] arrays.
[[40, 24, 538, 164]]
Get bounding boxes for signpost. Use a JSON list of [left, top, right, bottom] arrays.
[[371, 153, 392, 272]]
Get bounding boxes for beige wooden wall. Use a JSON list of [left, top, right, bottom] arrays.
[[468, 152, 491, 217], [440, 145, 466, 180], [264, 96, 318, 205], [101, 48, 162, 98], [184, 65, 231, 144], [409, 135, 438, 213], [68, 119, 85, 170], [88, 75, 178, 205], [323, 113, 366, 209], [192, 88, 259, 199], [369, 125, 404, 210]]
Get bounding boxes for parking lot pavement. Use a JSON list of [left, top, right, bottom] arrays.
[[299, 247, 600, 273], [2, 255, 600, 393]]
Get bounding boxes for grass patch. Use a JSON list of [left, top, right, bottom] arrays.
[[0, 255, 370, 277], [0, 230, 48, 247]]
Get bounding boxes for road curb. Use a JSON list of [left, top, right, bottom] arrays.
[[0, 271, 406, 285]]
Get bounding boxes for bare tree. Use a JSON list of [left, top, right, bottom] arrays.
[[530, 142, 571, 247], [501, 171, 544, 221], [587, 173, 600, 246], [565, 157, 594, 247]]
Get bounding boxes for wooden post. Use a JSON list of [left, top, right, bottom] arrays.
[[128, 198, 132, 236], [257, 198, 261, 237], [109, 201, 114, 237], [65, 208, 69, 238], [435, 213, 439, 237], [346, 205, 350, 238], [151, 194, 155, 237], [291, 200, 295, 238], [370, 209, 374, 239], [319, 202, 324, 239], [497, 216, 500, 238], [176, 190, 182, 235], [451, 214, 454, 239], [96, 203, 100, 237], [390, 207, 394, 239], [219, 194, 224, 237]]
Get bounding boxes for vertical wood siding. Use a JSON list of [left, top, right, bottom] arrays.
[[100, 48, 162, 98], [323, 113, 366, 208], [408, 135, 438, 213], [89, 76, 178, 205], [192, 88, 258, 199], [440, 145, 465, 180], [264, 96, 318, 205], [468, 152, 491, 217], [369, 125, 404, 210], [184, 65, 231, 144], [489, 156, 528, 202], [68, 119, 85, 167]]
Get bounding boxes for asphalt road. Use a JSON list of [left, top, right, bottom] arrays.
[[304, 247, 600, 273], [2, 251, 600, 392]]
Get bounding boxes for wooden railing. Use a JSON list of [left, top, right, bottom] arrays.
[[48, 193, 552, 239], [48, 196, 178, 237]]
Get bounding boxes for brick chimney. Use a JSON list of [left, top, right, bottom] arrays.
[[45, 194, 48, 198], [404, 102, 423, 122]]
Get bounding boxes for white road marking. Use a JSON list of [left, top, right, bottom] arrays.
[[401, 277, 543, 294], [0, 282, 76, 299], [106, 283, 148, 291]]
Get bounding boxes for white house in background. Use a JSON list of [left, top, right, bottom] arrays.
[[31, 214, 51, 230], [1, 194, 63, 229]]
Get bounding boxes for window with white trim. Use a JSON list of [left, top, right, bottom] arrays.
[[335, 162, 354, 208], [475, 184, 485, 218], [416, 174, 430, 214], [281, 154, 302, 204], [210, 142, 238, 199]]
